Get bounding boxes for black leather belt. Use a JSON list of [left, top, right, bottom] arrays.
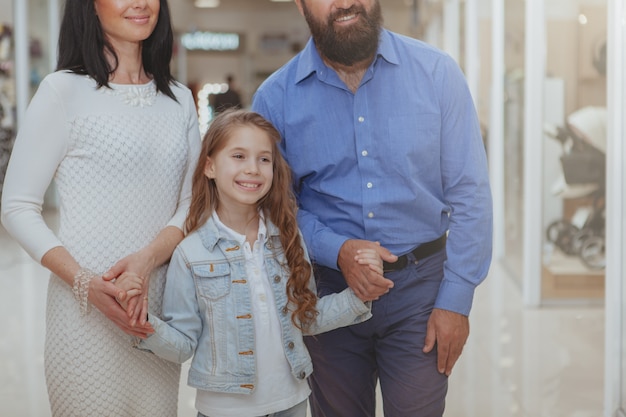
[[382, 234, 447, 273]]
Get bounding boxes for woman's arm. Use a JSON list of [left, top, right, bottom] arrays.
[[1, 77, 67, 261]]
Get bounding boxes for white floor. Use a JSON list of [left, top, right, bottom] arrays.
[[0, 210, 604, 417]]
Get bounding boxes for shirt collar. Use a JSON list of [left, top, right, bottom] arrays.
[[197, 210, 281, 251], [211, 210, 267, 246], [295, 28, 399, 84]]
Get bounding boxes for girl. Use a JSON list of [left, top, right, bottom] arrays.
[[125, 109, 380, 417]]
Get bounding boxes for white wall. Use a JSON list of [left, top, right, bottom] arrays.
[[0, 0, 11, 21]]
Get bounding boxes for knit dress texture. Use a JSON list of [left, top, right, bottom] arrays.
[[0, 71, 201, 416]]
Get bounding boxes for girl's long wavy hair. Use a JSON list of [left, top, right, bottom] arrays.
[[56, 0, 177, 101], [186, 109, 318, 330]]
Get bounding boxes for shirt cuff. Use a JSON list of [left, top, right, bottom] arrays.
[[433, 278, 476, 316], [311, 231, 348, 270]]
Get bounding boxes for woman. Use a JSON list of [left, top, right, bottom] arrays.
[[0, 0, 200, 415]]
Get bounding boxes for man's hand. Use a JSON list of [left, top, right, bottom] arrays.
[[337, 239, 395, 301], [423, 308, 469, 376]]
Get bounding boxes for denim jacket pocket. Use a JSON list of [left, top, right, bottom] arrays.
[[191, 263, 231, 300]]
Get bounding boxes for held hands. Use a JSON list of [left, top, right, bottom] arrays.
[[338, 239, 395, 301], [103, 249, 156, 331], [112, 273, 144, 311], [86, 275, 153, 339], [354, 247, 384, 275]]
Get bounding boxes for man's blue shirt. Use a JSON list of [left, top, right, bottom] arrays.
[[252, 29, 492, 315]]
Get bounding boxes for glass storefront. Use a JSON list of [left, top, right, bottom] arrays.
[[540, 0, 606, 303], [502, 0, 525, 286]]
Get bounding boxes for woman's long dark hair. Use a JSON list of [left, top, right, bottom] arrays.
[[56, 0, 176, 101]]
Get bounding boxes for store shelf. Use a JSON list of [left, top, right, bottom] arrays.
[[542, 250, 604, 300]]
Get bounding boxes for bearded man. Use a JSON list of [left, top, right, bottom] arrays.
[[251, 1, 493, 415]]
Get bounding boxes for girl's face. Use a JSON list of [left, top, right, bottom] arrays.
[[94, 0, 160, 49], [204, 126, 274, 215]]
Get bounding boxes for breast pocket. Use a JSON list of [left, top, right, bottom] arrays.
[[191, 263, 231, 300], [386, 113, 441, 176], [387, 113, 440, 150]]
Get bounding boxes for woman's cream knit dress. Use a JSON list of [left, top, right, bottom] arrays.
[[1, 71, 201, 416]]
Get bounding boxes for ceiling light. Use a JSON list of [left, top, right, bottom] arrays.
[[194, 0, 220, 8]]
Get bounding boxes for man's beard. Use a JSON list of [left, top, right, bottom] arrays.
[[301, 0, 383, 66]]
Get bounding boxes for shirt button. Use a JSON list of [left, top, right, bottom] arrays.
[[361, 150, 368, 157], [368, 212, 374, 218], [287, 341, 295, 349], [358, 116, 365, 122], [367, 182, 373, 189], [273, 275, 281, 283]]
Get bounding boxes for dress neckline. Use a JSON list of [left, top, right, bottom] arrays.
[[102, 80, 157, 107]]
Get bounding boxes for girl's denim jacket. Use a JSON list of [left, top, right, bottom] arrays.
[[138, 216, 371, 394]]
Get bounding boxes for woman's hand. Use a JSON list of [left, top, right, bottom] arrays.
[[103, 226, 183, 327], [87, 275, 154, 338], [40, 246, 154, 338], [103, 249, 156, 327], [112, 272, 144, 311]]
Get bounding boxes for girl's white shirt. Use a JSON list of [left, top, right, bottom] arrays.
[[194, 211, 310, 417]]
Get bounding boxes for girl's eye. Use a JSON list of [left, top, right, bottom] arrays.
[[260, 157, 272, 163], [233, 154, 244, 159]]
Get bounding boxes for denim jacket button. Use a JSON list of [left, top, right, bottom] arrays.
[[298, 371, 306, 380], [282, 306, 289, 315], [273, 275, 281, 283], [287, 341, 295, 349]]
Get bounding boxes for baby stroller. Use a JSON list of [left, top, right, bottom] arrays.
[[544, 106, 606, 270]]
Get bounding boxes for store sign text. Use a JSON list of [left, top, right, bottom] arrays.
[[181, 32, 240, 52]]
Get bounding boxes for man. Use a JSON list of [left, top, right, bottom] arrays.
[[251, 0, 492, 415]]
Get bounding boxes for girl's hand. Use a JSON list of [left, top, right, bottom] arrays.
[[87, 276, 154, 338], [103, 249, 156, 327], [113, 272, 144, 311], [354, 247, 384, 276]]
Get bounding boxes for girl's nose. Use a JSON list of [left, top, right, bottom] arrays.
[[244, 161, 259, 175]]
